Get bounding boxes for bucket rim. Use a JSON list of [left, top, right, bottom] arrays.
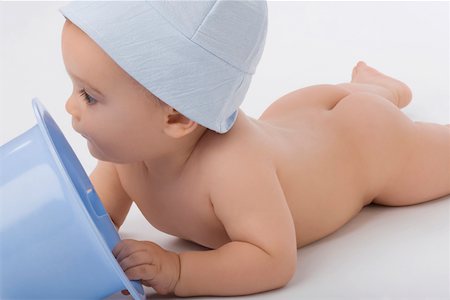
[[31, 98, 145, 300]]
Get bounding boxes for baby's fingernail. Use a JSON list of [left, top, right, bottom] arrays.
[[121, 289, 130, 295]]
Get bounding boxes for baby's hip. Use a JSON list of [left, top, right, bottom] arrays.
[[327, 93, 417, 198]]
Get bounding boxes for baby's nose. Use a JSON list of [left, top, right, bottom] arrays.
[[65, 96, 80, 121]]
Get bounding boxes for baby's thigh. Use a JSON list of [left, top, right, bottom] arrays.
[[329, 92, 417, 195]]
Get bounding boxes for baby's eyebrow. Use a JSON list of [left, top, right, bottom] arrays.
[[68, 71, 103, 96]]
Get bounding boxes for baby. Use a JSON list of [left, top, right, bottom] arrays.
[[59, 1, 450, 297]]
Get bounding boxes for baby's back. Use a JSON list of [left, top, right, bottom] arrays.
[[116, 85, 413, 248]]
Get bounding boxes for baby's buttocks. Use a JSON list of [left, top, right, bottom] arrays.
[[259, 91, 411, 246], [326, 93, 416, 199]]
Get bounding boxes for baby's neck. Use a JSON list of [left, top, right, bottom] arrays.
[[140, 110, 254, 181], [141, 126, 209, 181]]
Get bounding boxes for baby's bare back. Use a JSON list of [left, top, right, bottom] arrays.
[[117, 85, 415, 248]]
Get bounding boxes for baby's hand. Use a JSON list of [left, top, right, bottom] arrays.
[[112, 239, 180, 295]]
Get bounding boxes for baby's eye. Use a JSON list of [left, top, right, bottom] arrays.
[[79, 89, 97, 105]]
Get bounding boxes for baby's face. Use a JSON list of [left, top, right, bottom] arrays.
[[61, 20, 166, 163]]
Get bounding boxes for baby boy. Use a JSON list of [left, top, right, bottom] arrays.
[[59, 1, 450, 297]]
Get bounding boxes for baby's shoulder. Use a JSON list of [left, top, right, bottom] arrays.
[[196, 128, 273, 185]]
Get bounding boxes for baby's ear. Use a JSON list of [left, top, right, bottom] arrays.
[[163, 107, 198, 138]]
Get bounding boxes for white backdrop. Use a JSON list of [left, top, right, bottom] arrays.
[[1, 1, 449, 174], [1, 2, 449, 299]]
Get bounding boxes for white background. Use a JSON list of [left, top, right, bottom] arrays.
[[1, 2, 449, 299]]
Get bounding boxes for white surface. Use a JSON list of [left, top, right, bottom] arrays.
[[1, 1, 449, 299]]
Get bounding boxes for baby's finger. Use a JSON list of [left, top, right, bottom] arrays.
[[125, 264, 158, 281], [121, 289, 130, 295], [113, 239, 143, 261], [116, 247, 147, 263], [112, 239, 135, 257], [119, 250, 153, 271]]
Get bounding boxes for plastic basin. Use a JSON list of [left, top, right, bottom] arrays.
[[0, 98, 145, 299]]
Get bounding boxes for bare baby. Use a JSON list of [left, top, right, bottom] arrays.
[[61, 20, 450, 297]]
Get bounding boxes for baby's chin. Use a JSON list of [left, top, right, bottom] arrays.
[[86, 139, 108, 161], [86, 140, 99, 156], [86, 140, 130, 164]]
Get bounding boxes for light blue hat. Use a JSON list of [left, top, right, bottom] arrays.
[[59, 1, 268, 133]]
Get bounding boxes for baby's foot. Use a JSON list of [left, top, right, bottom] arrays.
[[351, 61, 412, 108]]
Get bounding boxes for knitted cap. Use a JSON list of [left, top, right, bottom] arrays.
[[60, 1, 268, 133]]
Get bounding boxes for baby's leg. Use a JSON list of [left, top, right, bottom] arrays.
[[338, 61, 412, 109], [374, 122, 450, 206], [334, 62, 449, 206]]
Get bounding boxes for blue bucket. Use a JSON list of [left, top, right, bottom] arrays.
[[0, 99, 145, 299]]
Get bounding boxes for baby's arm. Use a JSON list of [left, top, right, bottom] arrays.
[[175, 156, 297, 296], [112, 154, 297, 296], [89, 160, 133, 229]]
